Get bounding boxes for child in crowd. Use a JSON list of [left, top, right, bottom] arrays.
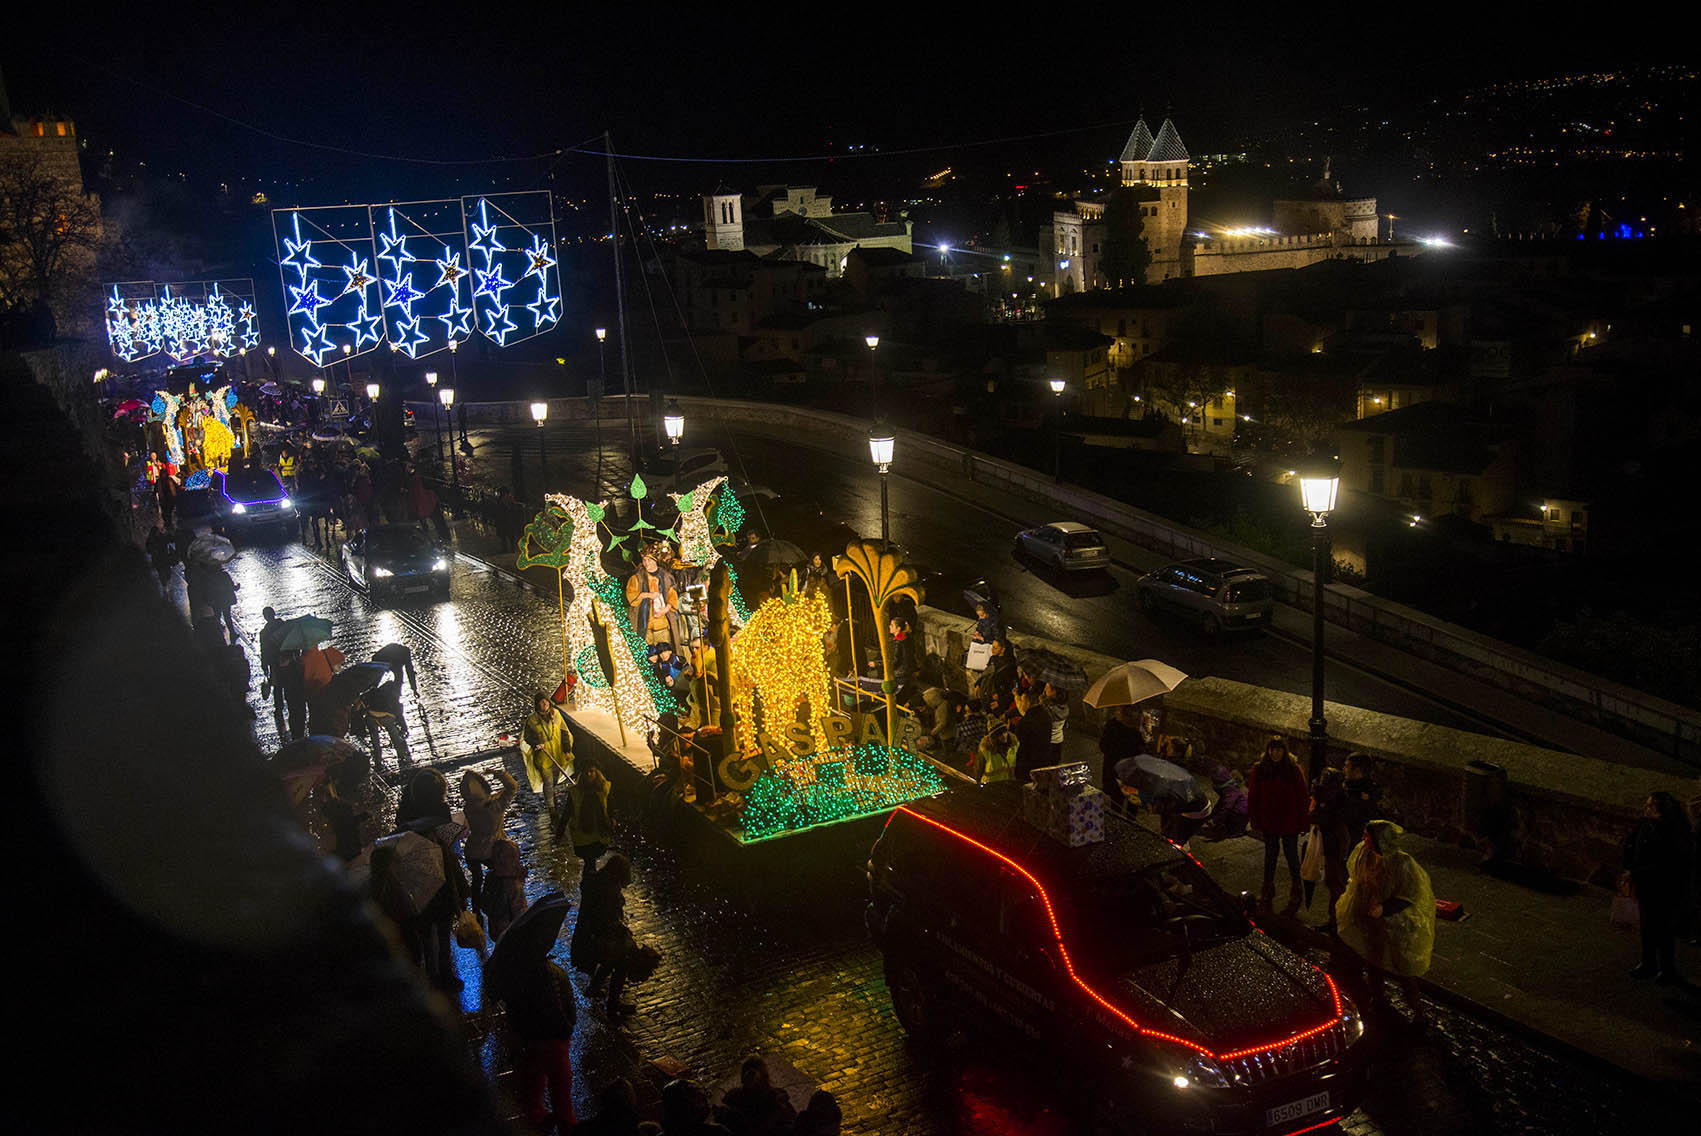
[[481, 837, 528, 941]]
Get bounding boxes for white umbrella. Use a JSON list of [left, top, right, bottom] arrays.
[[1082, 658, 1189, 709], [186, 533, 237, 566]]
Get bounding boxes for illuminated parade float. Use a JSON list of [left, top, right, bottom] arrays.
[[517, 476, 945, 843]]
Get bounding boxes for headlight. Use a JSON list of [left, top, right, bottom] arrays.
[[432, 558, 449, 572], [231, 502, 246, 515], [279, 496, 293, 510], [372, 566, 393, 578], [1167, 1050, 1230, 1089], [1340, 999, 1365, 1043]]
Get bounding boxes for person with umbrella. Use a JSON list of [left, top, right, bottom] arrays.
[[391, 769, 470, 991], [271, 614, 331, 738], [483, 892, 577, 1133], [308, 660, 384, 740]]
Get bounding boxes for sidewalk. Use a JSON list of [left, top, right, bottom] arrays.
[[1183, 821, 1700, 1096]]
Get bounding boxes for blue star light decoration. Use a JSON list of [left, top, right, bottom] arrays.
[[373, 205, 474, 359], [274, 208, 381, 367], [275, 194, 559, 361], [464, 193, 561, 348]]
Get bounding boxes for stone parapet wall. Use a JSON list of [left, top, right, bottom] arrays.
[[420, 394, 1700, 763], [1158, 677, 1701, 884]]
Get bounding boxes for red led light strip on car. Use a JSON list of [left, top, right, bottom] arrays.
[[1275, 1120, 1341, 1136], [896, 806, 1343, 1061]]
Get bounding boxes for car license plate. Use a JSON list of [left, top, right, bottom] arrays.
[[1244, 611, 1262, 619], [404, 584, 430, 594], [1266, 1090, 1329, 1128]]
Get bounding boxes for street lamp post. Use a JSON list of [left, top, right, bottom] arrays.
[[425, 371, 441, 469], [1298, 455, 1341, 780], [663, 402, 685, 493], [868, 421, 895, 551], [531, 400, 549, 483], [342, 343, 353, 389], [865, 333, 881, 414], [440, 386, 458, 505], [1049, 377, 1066, 480], [593, 327, 608, 495], [448, 338, 467, 450]]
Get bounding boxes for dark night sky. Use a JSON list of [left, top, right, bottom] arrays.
[[3, 2, 1682, 203]]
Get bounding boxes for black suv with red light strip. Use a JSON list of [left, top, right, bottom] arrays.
[[867, 784, 1368, 1134]]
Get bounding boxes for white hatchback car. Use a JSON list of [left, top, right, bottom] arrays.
[[1014, 521, 1111, 572]]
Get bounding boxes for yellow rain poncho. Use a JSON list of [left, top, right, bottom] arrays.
[[1335, 820, 1435, 978]]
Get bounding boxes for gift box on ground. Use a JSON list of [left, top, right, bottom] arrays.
[[1030, 761, 1093, 793], [1044, 784, 1106, 846]]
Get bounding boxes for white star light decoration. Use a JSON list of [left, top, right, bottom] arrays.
[[104, 281, 263, 363], [274, 193, 560, 364], [465, 195, 561, 347], [277, 210, 381, 366]]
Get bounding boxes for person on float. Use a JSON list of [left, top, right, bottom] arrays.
[[626, 544, 683, 649]]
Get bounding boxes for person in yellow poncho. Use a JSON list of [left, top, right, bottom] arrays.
[[1336, 819, 1435, 1025], [521, 692, 573, 826]]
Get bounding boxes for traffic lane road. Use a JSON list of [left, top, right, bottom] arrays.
[[461, 422, 1486, 734], [214, 529, 1667, 1136]]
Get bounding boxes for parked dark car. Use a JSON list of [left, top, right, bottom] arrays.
[[342, 523, 451, 603], [1135, 557, 1275, 637], [209, 466, 295, 538], [867, 783, 1367, 1134]]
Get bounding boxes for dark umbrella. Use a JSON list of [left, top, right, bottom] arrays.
[[275, 614, 334, 652], [484, 891, 572, 997], [319, 661, 391, 710], [1114, 754, 1205, 809], [1017, 646, 1089, 691], [741, 538, 806, 569]]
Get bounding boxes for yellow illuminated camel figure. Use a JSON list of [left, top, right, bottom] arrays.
[[730, 573, 835, 752]]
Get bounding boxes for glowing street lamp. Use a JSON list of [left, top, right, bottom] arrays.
[[532, 400, 549, 482], [440, 386, 458, 502], [1297, 453, 1341, 778], [869, 421, 896, 550], [366, 382, 380, 402], [311, 377, 325, 395], [1049, 378, 1066, 480], [663, 401, 685, 491]]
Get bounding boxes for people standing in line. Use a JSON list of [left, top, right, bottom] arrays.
[[146, 519, 176, 594], [1011, 690, 1053, 785], [1201, 765, 1250, 839], [208, 565, 239, 642], [568, 759, 615, 877], [372, 642, 419, 699], [1625, 790, 1693, 985], [659, 1079, 732, 1136], [1340, 752, 1383, 849], [1041, 684, 1070, 764], [1336, 820, 1435, 1026], [973, 636, 1018, 715], [523, 691, 573, 827], [974, 722, 1019, 785], [277, 647, 307, 740], [715, 1054, 795, 1136], [257, 606, 286, 722], [572, 1078, 648, 1136], [393, 769, 470, 992], [572, 853, 641, 1019], [358, 678, 411, 767], [1308, 767, 1352, 934], [461, 767, 519, 914], [480, 837, 528, 942], [1098, 705, 1142, 809], [301, 641, 345, 697], [970, 601, 1003, 645], [1248, 736, 1310, 913], [487, 927, 577, 1133], [155, 464, 179, 529]]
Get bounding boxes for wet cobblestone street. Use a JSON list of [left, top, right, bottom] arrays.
[[213, 526, 1684, 1135]]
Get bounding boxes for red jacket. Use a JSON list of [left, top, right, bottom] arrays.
[[1248, 757, 1309, 835]]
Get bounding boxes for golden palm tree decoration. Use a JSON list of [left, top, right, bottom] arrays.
[[834, 540, 921, 745]]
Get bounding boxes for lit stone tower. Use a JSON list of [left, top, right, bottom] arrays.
[[703, 186, 744, 252], [1117, 115, 1190, 279]]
